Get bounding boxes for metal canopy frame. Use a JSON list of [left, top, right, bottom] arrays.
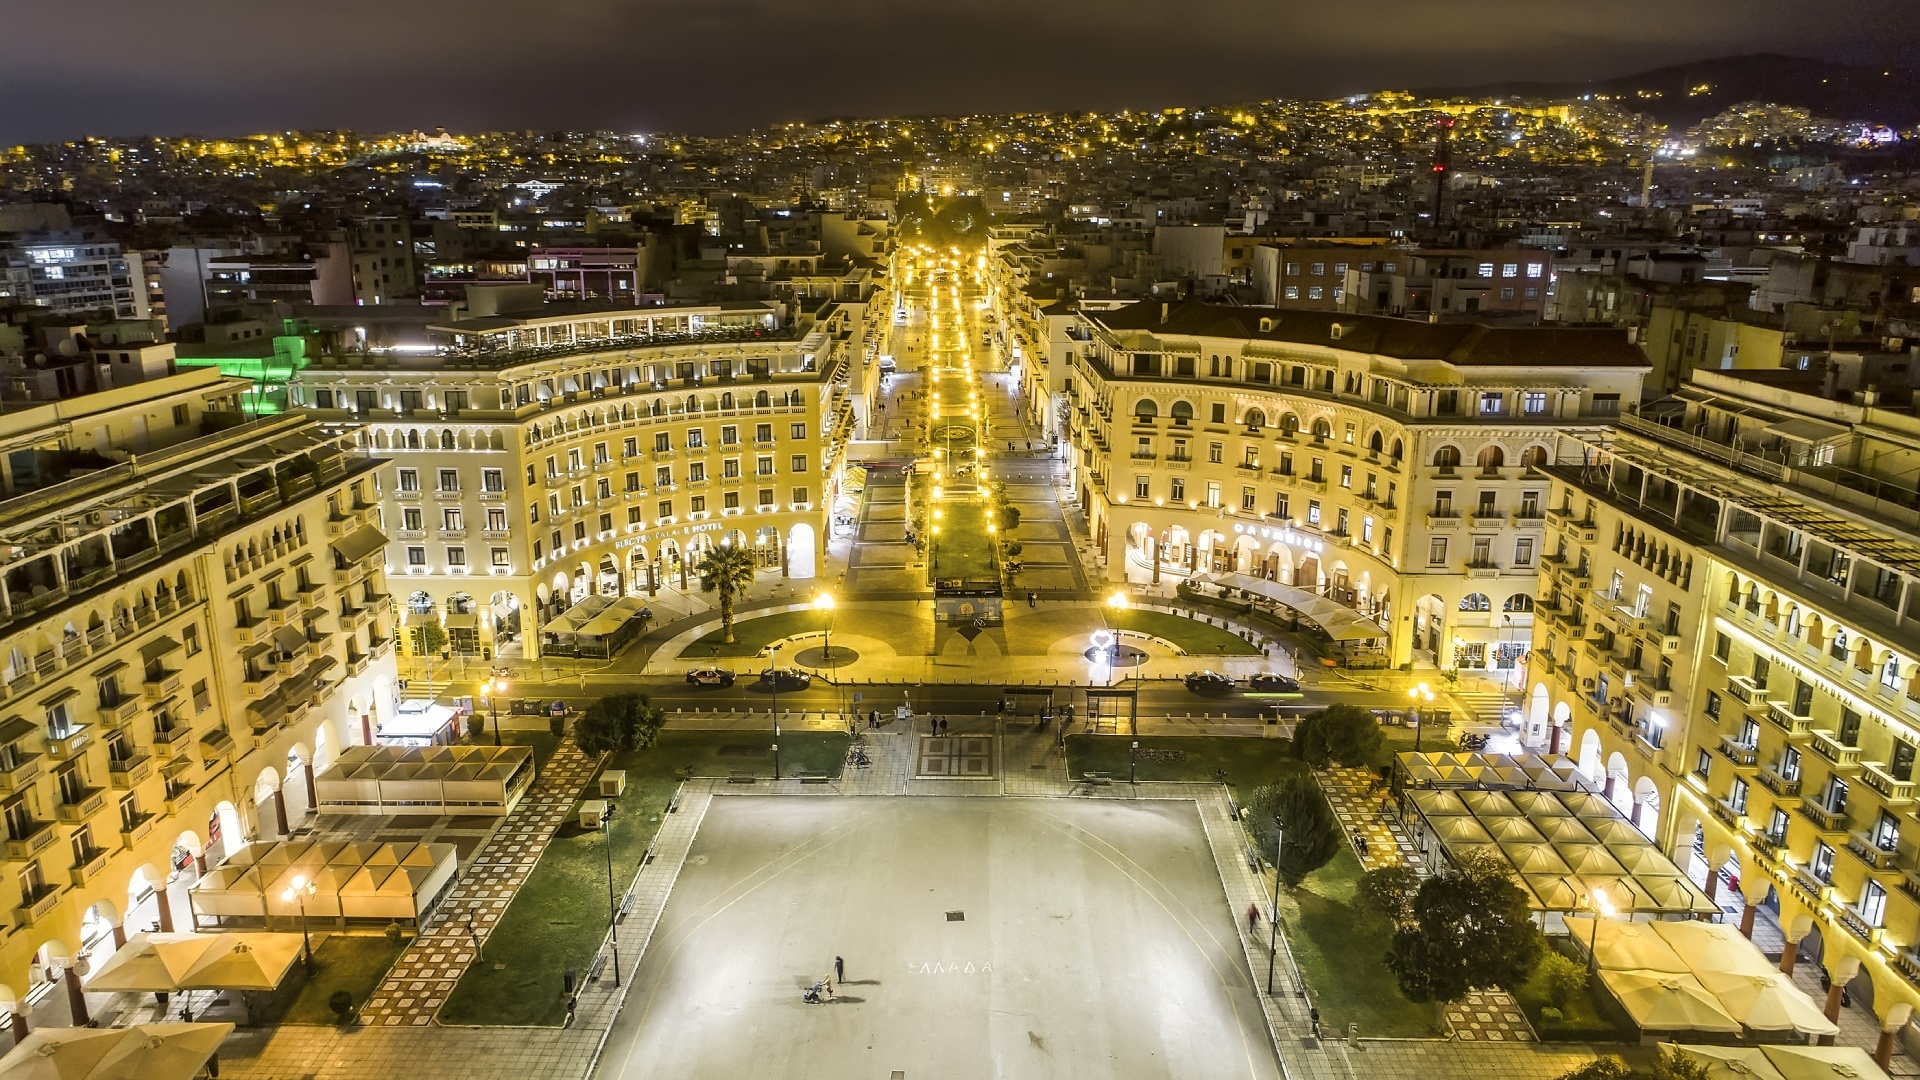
[[1084, 686, 1139, 736]]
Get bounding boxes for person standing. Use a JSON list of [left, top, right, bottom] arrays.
[[835, 955, 845, 983], [1246, 903, 1259, 933]]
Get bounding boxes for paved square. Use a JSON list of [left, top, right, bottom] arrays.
[[915, 734, 996, 777], [597, 796, 1281, 1080]]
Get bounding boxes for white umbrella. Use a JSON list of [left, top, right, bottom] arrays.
[[1651, 921, 1776, 978], [0, 1028, 122, 1080], [1696, 969, 1839, 1036], [1760, 1043, 1888, 1080], [1566, 916, 1689, 973], [85, 1023, 234, 1080], [1667, 1044, 1789, 1080], [176, 933, 305, 992], [1599, 969, 1743, 1033]]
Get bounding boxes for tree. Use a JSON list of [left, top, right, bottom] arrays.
[[695, 543, 758, 644], [1385, 850, 1542, 1003], [1553, 1059, 1636, 1080], [413, 616, 448, 658], [1551, 1051, 1709, 1080], [1244, 775, 1342, 886], [1355, 866, 1422, 926], [1289, 704, 1384, 768], [573, 693, 667, 756], [1537, 950, 1588, 1008], [996, 504, 1021, 533]]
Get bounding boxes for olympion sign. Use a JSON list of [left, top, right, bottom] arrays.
[[1232, 522, 1325, 554]]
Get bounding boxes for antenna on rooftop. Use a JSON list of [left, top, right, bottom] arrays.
[[1430, 116, 1455, 229]]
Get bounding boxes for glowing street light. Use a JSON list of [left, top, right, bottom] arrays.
[[283, 874, 318, 975], [1583, 888, 1614, 973], [1409, 681, 1436, 752], [814, 593, 836, 660]]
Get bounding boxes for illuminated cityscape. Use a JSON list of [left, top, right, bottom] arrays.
[[0, 7, 1917, 1079]]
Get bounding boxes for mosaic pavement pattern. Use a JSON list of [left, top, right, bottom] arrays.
[[915, 734, 996, 778], [1319, 766, 1421, 873], [356, 740, 600, 1025], [1443, 990, 1537, 1042]]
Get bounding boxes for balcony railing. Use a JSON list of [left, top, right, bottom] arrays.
[[1862, 762, 1916, 805], [1796, 799, 1848, 834], [1809, 730, 1863, 771]]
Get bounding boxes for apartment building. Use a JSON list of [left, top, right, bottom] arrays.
[[1533, 371, 1920, 1049], [0, 377, 396, 1019], [292, 300, 870, 661], [0, 236, 150, 321], [1066, 300, 1648, 675]]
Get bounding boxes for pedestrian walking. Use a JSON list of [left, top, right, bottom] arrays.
[[1246, 903, 1259, 933], [835, 955, 845, 982]]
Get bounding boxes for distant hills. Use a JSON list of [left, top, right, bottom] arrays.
[[1413, 53, 1920, 127]]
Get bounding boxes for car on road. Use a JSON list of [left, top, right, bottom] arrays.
[[1245, 672, 1302, 694], [758, 667, 813, 690], [1182, 671, 1236, 692], [685, 667, 736, 687]]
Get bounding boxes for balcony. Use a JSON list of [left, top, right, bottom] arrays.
[[69, 845, 109, 887], [13, 883, 61, 926], [1725, 676, 1769, 710], [1796, 799, 1848, 835], [43, 724, 88, 761], [1757, 766, 1803, 798], [1838, 907, 1884, 947], [143, 670, 182, 702], [151, 725, 194, 760], [6, 817, 56, 859], [1717, 737, 1759, 768], [1809, 730, 1863, 772], [1862, 762, 1917, 806], [110, 752, 153, 790], [99, 697, 141, 729], [56, 787, 105, 824], [1846, 833, 1902, 874], [1765, 701, 1813, 738], [1426, 510, 1461, 529], [120, 811, 155, 850]]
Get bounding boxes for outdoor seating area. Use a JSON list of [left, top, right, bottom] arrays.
[[188, 839, 459, 928], [537, 594, 650, 658], [313, 743, 535, 816], [1395, 750, 1594, 791], [1671, 1042, 1886, 1080], [84, 932, 305, 996], [1568, 918, 1839, 1040], [1403, 781, 1718, 917]]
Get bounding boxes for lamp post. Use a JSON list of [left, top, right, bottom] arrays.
[[1409, 681, 1436, 752], [769, 643, 782, 780], [1265, 817, 1286, 994], [603, 803, 622, 987], [1130, 740, 1138, 784], [814, 593, 835, 661], [481, 672, 509, 746], [1500, 614, 1518, 725], [282, 874, 317, 976], [1583, 887, 1614, 974]]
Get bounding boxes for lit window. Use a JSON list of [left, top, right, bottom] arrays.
[[1477, 263, 1495, 278], [1501, 263, 1518, 278], [1525, 264, 1544, 279]]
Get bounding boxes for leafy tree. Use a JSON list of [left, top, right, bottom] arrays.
[[1537, 950, 1588, 1008], [1244, 776, 1342, 886], [1289, 704, 1384, 768], [573, 692, 666, 756], [695, 543, 758, 644], [1554, 1059, 1636, 1080], [1385, 850, 1542, 1003], [996, 504, 1021, 533], [1355, 866, 1422, 926], [1552, 1049, 1712, 1080], [412, 615, 448, 658]]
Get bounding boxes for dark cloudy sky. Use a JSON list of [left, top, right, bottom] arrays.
[[3, 0, 1914, 143]]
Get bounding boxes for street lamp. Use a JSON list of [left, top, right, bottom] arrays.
[[1266, 817, 1286, 994], [1130, 740, 1138, 784], [602, 803, 622, 987], [770, 642, 782, 779], [1583, 887, 1614, 974], [282, 874, 317, 975], [814, 593, 835, 661], [480, 672, 509, 746], [1409, 681, 1436, 753]]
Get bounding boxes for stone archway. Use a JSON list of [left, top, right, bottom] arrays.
[[788, 523, 817, 580]]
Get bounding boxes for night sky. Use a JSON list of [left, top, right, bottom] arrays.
[[4, 0, 1915, 143]]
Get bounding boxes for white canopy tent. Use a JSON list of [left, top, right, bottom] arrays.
[[312, 744, 534, 816], [1194, 572, 1387, 641], [189, 839, 458, 928]]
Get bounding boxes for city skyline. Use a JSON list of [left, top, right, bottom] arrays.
[[3, 0, 1917, 144]]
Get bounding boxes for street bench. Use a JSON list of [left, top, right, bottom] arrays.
[[797, 771, 831, 784], [1082, 771, 1113, 786], [728, 770, 757, 784]]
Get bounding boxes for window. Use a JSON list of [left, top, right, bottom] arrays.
[[1339, 465, 1352, 489], [791, 423, 806, 439], [1429, 537, 1448, 565], [1335, 508, 1348, 535], [723, 458, 740, 479], [406, 546, 426, 566], [1284, 262, 1300, 276], [1525, 263, 1544, 279], [1695, 749, 1712, 779], [1591, 393, 1620, 416], [791, 455, 807, 473], [1809, 842, 1835, 884], [1766, 807, 1788, 844], [1307, 286, 1324, 300], [1499, 287, 1515, 301], [491, 548, 510, 567], [1501, 263, 1518, 278], [481, 468, 504, 492], [658, 499, 674, 519], [688, 462, 706, 483], [1310, 262, 1325, 275], [437, 469, 459, 492], [443, 509, 463, 531], [792, 487, 809, 505], [1514, 537, 1534, 566], [1704, 692, 1721, 720], [446, 547, 465, 566], [721, 425, 738, 445], [690, 496, 706, 513], [1883, 655, 1903, 690], [687, 429, 705, 448], [1205, 481, 1220, 508], [1713, 632, 1730, 662], [1478, 392, 1505, 415], [724, 491, 740, 509], [1729, 778, 1748, 814], [758, 489, 775, 508], [757, 456, 775, 476], [397, 468, 419, 492], [656, 466, 672, 487], [1241, 486, 1257, 511], [1861, 880, 1888, 928], [1284, 286, 1300, 300], [1170, 478, 1186, 501], [1209, 442, 1224, 464], [1210, 403, 1226, 423], [755, 423, 773, 443], [1306, 499, 1321, 525], [402, 508, 422, 530], [1477, 263, 1495, 278], [1135, 476, 1151, 499]]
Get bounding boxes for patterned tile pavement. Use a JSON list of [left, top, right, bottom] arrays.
[[1319, 766, 1421, 873], [1444, 989, 1538, 1043], [356, 739, 601, 1025], [915, 734, 996, 778]]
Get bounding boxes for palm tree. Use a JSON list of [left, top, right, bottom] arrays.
[[696, 543, 758, 643]]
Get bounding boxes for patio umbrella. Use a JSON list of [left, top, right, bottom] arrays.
[[1408, 789, 1469, 817], [1535, 815, 1597, 843], [176, 933, 305, 992], [1598, 969, 1742, 1033], [1565, 916, 1689, 972], [1510, 789, 1576, 817], [1667, 1044, 1789, 1080], [1502, 841, 1570, 875], [83, 934, 217, 994], [1696, 970, 1839, 1036], [1556, 843, 1628, 877], [1631, 875, 1720, 915], [1760, 1044, 1887, 1080], [1460, 788, 1521, 817], [1652, 921, 1776, 977], [85, 1023, 234, 1080], [1481, 816, 1546, 844], [0, 1028, 123, 1080], [1527, 874, 1586, 910]]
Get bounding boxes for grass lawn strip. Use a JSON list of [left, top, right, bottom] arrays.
[[932, 499, 996, 580], [1064, 734, 1304, 793], [1108, 609, 1261, 656], [690, 609, 830, 657], [1282, 849, 1438, 1037], [437, 731, 849, 1026], [262, 933, 407, 1025]]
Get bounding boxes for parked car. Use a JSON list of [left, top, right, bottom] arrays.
[[1246, 672, 1302, 694], [1182, 671, 1236, 692], [758, 668, 813, 690], [685, 667, 736, 687]]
